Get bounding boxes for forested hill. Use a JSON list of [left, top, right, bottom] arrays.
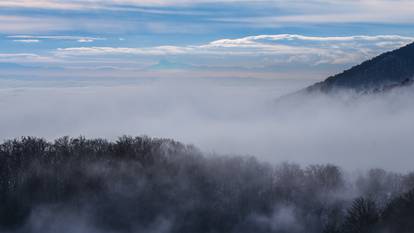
[[306, 42, 414, 93], [1, 136, 414, 233]]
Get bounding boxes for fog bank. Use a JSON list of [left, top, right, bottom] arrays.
[[0, 77, 413, 171]]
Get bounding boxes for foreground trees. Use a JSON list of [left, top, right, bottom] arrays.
[[0, 136, 413, 233]]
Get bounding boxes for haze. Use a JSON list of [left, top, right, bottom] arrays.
[[0, 75, 413, 172]]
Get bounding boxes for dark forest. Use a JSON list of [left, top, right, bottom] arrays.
[[1, 136, 413, 233]]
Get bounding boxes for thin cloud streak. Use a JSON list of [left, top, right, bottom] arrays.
[[13, 39, 40, 43], [8, 35, 106, 43]]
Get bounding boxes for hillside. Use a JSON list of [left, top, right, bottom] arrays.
[[306, 42, 414, 93]]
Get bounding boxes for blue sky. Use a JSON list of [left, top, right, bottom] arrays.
[[1, 0, 414, 82]]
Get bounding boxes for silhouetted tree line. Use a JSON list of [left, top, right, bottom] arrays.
[[0, 136, 413, 233]]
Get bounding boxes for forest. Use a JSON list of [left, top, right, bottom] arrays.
[[0, 136, 413, 233]]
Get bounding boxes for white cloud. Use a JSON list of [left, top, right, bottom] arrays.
[[0, 0, 414, 25], [0, 53, 57, 63], [56, 46, 193, 56], [1, 78, 414, 172], [2, 34, 412, 77], [77, 39, 94, 43], [13, 39, 40, 43], [0, 0, 241, 9], [215, 0, 414, 25], [1, 1, 413, 35], [55, 34, 414, 66], [8, 35, 105, 43], [1, 0, 414, 26], [0, 15, 136, 34], [0, 16, 72, 34], [0, 0, 84, 10]]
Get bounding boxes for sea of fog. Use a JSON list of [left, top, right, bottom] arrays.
[[0, 76, 413, 172]]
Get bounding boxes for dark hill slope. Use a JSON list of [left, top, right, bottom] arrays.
[[307, 42, 414, 93]]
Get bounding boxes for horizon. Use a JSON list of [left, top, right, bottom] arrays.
[[1, 0, 414, 87]]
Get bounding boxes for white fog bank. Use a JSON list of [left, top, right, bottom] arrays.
[[0, 77, 413, 172]]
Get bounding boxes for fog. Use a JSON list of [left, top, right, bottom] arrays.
[[0, 76, 413, 172], [2, 135, 413, 233]]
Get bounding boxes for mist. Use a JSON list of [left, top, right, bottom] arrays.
[[1, 135, 413, 233], [0, 76, 413, 172]]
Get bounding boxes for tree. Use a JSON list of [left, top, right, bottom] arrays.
[[381, 189, 414, 233], [341, 198, 379, 233]]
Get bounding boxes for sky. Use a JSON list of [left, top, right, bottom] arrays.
[[1, 0, 414, 83]]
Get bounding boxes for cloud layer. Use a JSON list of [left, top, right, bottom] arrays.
[[30, 34, 414, 70], [0, 34, 411, 82], [1, 77, 414, 172], [1, 1, 414, 36]]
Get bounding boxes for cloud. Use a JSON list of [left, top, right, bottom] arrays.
[[0, 15, 136, 34], [1, 1, 413, 38], [0, 16, 72, 34], [0, 53, 55, 63], [0, 0, 85, 10], [1, 0, 414, 26], [55, 34, 414, 66], [13, 39, 40, 43], [213, 0, 414, 25], [57, 46, 192, 56], [8, 35, 105, 43], [0, 0, 244, 10], [1, 78, 414, 172], [2, 34, 412, 78], [77, 38, 95, 43]]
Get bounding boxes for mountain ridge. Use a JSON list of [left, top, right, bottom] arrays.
[[305, 42, 414, 93]]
